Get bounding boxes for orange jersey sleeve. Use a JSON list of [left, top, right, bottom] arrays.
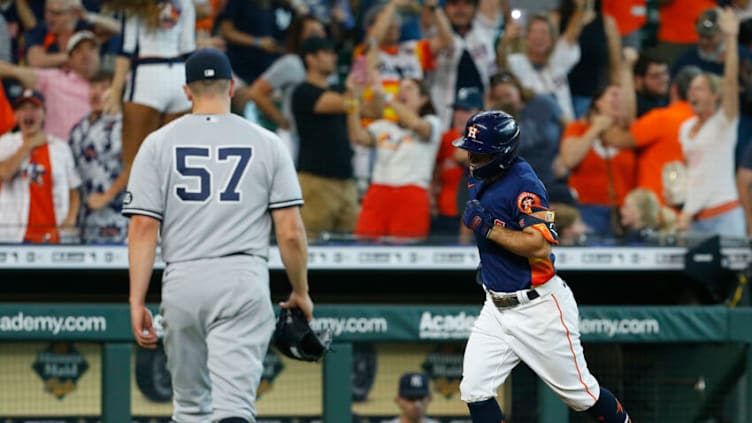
[[415, 39, 436, 72], [630, 110, 664, 148]]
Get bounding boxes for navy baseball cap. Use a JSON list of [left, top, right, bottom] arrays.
[[66, 30, 98, 54], [696, 8, 720, 38], [12, 89, 45, 109], [300, 36, 334, 56], [398, 372, 430, 398], [185, 48, 233, 84], [452, 87, 484, 110]]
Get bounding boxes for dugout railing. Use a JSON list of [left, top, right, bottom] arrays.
[[1, 304, 751, 423]]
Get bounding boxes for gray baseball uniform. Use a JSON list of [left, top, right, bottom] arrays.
[[123, 113, 303, 423]]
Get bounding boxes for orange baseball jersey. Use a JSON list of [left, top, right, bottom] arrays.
[[0, 133, 81, 243], [630, 101, 693, 204], [562, 121, 637, 206]]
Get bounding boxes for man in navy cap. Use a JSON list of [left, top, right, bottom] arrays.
[[126, 48, 314, 423], [382, 372, 439, 423]]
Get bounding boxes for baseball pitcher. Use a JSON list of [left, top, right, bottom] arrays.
[[124, 48, 313, 423]]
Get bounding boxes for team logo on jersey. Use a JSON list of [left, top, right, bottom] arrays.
[[376, 133, 396, 149], [517, 192, 541, 213], [123, 191, 133, 206], [158, 0, 182, 29], [83, 145, 98, 160], [493, 218, 505, 227], [32, 342, 89, 399], [421, 344, 464, 399], [22, 161, 47, 185]]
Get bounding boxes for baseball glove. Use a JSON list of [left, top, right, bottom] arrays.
[[272, 308, 332, 362]]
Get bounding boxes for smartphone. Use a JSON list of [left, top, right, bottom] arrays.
[[511, 8, 528, 29]]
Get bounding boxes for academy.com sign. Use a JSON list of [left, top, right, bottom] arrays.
[[580, 318, 660, 337], [0, 312, 107, 335], [310, 317, 388, 336], [419, 311, 476, 339], [416, 311, 661, 339]]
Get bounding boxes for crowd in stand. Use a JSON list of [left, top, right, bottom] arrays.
[[1, 0, 752, 245]]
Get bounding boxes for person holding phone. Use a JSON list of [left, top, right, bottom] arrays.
[[354, 0, 453, 123], [500, 0, 588, 122]]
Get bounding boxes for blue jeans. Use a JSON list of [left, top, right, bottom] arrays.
[[691, 206, 746, 239], [577, 204, 614, 238]]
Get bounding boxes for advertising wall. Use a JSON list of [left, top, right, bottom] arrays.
[[1, 304, 750, 422], [0, 341, 503, 422]]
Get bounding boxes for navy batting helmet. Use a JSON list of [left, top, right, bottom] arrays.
[[452, 110, 520, 179]]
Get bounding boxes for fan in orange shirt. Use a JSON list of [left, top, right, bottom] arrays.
[[560, 81, 637, 237], [0, 90, 81, 244], [607, 65, 701, 206]]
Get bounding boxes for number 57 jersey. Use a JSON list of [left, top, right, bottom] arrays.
[[122, 114, 303, 263]]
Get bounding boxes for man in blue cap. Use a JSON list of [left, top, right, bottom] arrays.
[[126, 48, 314, 423], [382, 372, 439, 423]]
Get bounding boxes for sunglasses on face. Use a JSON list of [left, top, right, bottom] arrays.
[[490, 73, 515, 86], [447, 0, 476, 6]]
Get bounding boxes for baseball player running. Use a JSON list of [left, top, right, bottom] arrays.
[[455, 111, 631, 423], [124, 48, 313, 423]]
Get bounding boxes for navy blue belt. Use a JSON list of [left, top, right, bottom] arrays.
[[134, 56, 185, 66], [223, 252, 268, 261]]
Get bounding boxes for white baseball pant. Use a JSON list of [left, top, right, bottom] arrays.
[[160, 255, 275, 423], [460, 275, 601, 411]]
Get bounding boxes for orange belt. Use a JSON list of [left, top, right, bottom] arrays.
[[695, 200, 740, 221]]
